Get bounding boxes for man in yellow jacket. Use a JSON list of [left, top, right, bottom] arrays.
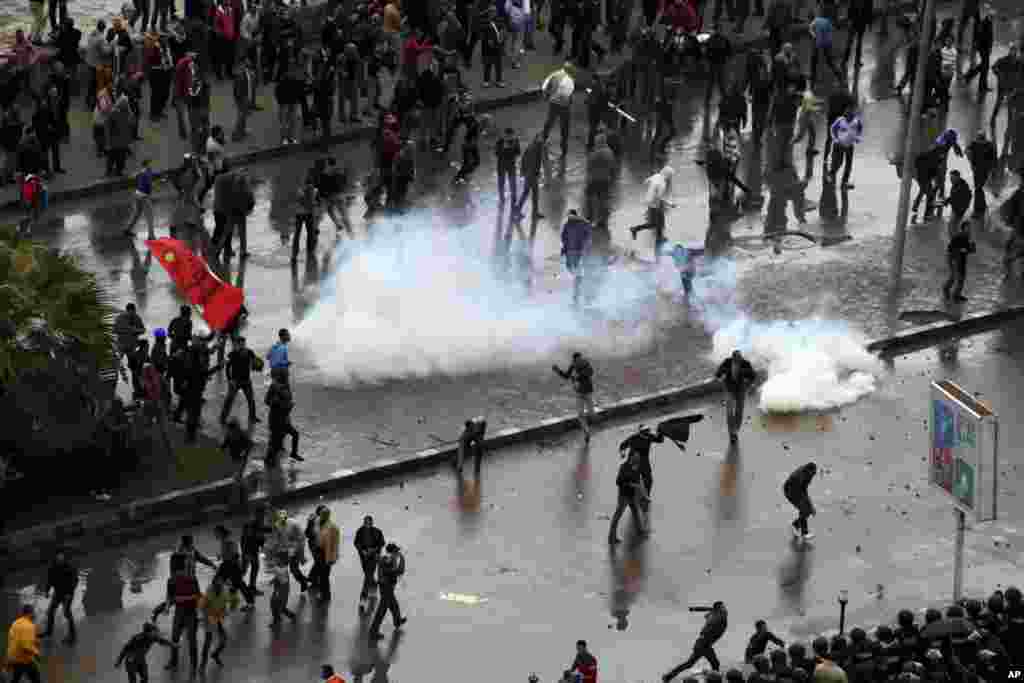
[[6, 604, 42, 682], [314, 506, 341, 602]]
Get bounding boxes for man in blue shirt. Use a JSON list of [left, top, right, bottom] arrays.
[[809, 10, 843, 85], [267, 328, 291, 384], [124, 159, 156, 240]]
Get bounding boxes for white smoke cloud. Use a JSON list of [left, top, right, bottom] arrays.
[[297, 208, 881, 412], [692, 258, 882, 413], [294, 210, 676, 384]]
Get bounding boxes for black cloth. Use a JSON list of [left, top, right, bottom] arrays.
[[556, 357, 594, 394], [746, 629, 785, 661], [947, 178, 972, 216], [715, 356, 756, 394], [220, 430, 253, 461], [355, 526, 385, 555], [118, 631, 173, 665], [784, 463, 816, 499], [947, 232, 976, 258]]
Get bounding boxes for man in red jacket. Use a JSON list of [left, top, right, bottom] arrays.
[[174, 51, 200, 140], [571, 639, 598, 683]]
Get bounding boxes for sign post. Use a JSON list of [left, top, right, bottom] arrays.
[[929, 381, 999, 601]]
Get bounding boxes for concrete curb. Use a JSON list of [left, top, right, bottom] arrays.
[[3, 304, 1024, 570], [0, 0, 933, 209]]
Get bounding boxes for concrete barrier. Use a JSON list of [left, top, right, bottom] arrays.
[[3, 304, 1023, 570]]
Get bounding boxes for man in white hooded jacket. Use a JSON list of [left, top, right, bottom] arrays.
[[630, 165, 675, 262]]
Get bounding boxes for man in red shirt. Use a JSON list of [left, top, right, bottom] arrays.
[[571, 639, 598, 683]]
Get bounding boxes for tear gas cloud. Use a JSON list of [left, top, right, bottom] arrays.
[[297, 211, 881, 412], [692, 258, 882, 413], [295, 212, 674, 384]]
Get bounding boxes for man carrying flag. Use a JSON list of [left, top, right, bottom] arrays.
[[146, 238, 244, 333]]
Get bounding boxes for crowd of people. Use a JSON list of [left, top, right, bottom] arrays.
[[6, 506, 404, 681]]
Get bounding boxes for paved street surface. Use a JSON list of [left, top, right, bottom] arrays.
[[6, 0, 1024, 530], [3, 328, 1024, 681]]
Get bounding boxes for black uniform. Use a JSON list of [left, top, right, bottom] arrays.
[[966, 137, 997, 216], [354, 525, 386, 599], [665, 604, 729, 678]]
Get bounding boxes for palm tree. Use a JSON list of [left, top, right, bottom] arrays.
[[0, 223, 118, 458]]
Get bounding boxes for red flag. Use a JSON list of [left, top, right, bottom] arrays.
[[146, 238, 244, 331]]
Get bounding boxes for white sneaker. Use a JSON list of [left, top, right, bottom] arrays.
[[802, 532, 815, 540]]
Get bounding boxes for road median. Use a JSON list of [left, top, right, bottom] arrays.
[[3, 302, 1022, 571]]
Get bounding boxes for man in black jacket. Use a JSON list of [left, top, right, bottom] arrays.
[[515, 133, 545, 221], [664, 602, 729, 680], [608, 450, 648, 544], [619, 425, 665, 512], [220, 336, 262, 426], [966, 130, 997, 217], [843, 0, 873, 71], [369, 542, 407, 640], [943, 170, 972, 238], [41, 550, 78, 644], [496, 127, 521, 206], [783, 462, 817, 539], [354, 515, 386, 602], [554, 351, 595, 440], [714, 350, 757, 442], [961, 14, 994, 93], [944, 221, 976, 302]]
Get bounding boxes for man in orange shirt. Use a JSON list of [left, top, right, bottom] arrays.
[[6, 605, 42, 683]]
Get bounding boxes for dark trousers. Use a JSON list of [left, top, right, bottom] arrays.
[[150, 70, 172, 118], [498, 163, 517, 204], [10, 663, 42, 683], [665, 638, 721, 679], [516, 175, 540, 218], [369, 584, 402, 634], [168, 608, 198, 669], [241, 550, 260, 588], [963, 50, 991, 90], [221, 381, 256, 422], [291, 212, 317, 262], [269, 418, 299, 458], [125, 659, 150, 683], [107, 147, 129, 176], [542, 103, 571, 154], [359, 553, 379, 598], [609, 493, 645, 539], [830, 145, 854, 185], [200, 622, 226, 664], [44, 142, 62, 172], [844, 26, 867, 66], [174, 390, 203, 442], [811, 45, 843, 84], [289, 555, 308, 591], [913, 174, 938, 216], [482, 51, 503, 84], [216, 559, 255, 604], [455, 145, 480, 183], [785, 490, 814, 534], [943, 254, 967, 298], [44, 592, 76, 639], [633, 206, 667, 260], [972, 173, 989, 215], [49, 0, 67, 32]]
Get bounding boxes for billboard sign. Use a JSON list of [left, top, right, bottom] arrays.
[[929, 381, 998, 522]]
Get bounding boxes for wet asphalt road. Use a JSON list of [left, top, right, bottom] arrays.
[[4, 328, 1024, 682], [6, 8, 1024, 517]]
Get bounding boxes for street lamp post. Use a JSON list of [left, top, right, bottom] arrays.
[[838, 590, 849, 635]]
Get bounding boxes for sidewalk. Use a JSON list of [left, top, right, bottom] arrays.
[[2, 0, 940, 208]]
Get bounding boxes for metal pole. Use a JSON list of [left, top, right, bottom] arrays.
[[889, 0, 936, 283], [953, 508, 966, 601]]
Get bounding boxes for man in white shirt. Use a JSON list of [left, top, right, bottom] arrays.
[[541, 62, 575, 157], [630, 165, 675, 262]]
